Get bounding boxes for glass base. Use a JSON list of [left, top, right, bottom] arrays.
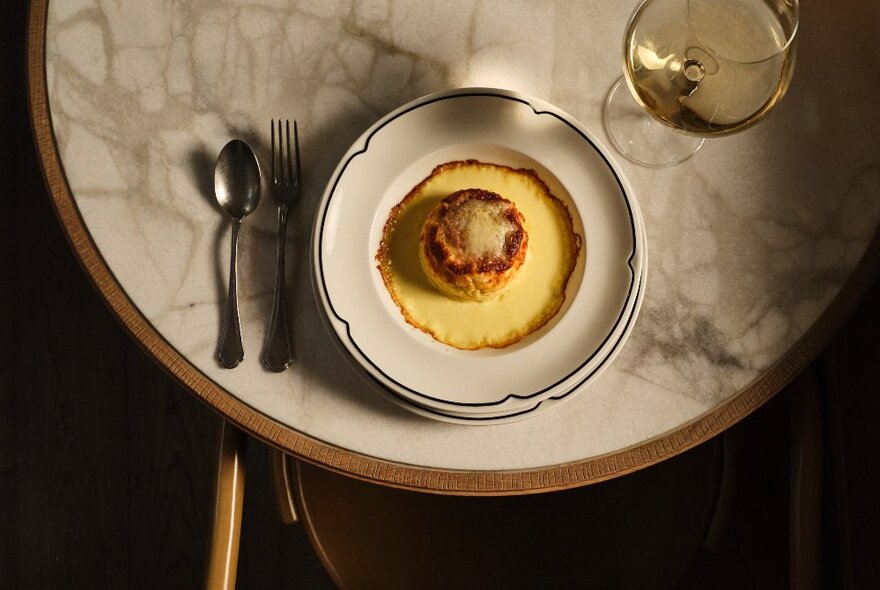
[[603, 77, 705, 168]]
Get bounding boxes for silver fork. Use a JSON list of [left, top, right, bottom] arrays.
[[263, 119, 300, 371]]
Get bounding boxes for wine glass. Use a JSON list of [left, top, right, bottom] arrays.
[[604, 0, 799, 168]]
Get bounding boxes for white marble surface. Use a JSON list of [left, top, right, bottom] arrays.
[[46, 0, 880, 470]]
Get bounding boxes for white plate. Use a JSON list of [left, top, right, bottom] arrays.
[[313, 88, 645, 417], [380, 253, 647, 424]]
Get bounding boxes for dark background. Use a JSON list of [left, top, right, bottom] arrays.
[[4, 1, 879, 588]]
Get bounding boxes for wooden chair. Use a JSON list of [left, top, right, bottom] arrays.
[[203, 369, 822, 589]]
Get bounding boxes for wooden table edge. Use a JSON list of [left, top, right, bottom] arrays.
[[26, 0, 880, 495]]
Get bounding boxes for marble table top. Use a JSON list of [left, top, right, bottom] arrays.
[[37, 0, 880, 488]]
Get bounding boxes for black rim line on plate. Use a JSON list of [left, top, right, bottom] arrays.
[[316, 89, 639, 409], [370, 268, 645, 422]]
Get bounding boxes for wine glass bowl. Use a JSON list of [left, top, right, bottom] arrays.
[[605, 0, 799, 167]]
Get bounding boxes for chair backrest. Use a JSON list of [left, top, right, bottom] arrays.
[[291, 437, 724, 590]]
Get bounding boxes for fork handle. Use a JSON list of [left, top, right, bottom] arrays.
[[264, 204, 294, 371]]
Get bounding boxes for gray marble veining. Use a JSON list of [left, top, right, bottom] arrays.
[[46, 0, 880, 470]]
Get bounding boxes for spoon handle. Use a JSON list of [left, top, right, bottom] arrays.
[[264, 205, 294, 371], [218, 219, 244, 368]]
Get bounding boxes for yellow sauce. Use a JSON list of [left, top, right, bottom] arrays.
[[377, 160, 581, 350]]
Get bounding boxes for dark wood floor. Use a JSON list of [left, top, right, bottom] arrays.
[[4, 2, 880, 588]]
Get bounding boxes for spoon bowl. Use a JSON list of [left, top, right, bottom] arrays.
[[215, 139, 262, 368], [215, 140, 262, 219]]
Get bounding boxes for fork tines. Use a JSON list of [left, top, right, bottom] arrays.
[[270, 119, 300, 190]]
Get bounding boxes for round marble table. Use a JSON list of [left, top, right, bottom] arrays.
[[28, 0, 880, 493]]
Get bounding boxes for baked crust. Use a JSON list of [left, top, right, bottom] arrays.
[[419, 188, 529, 300]]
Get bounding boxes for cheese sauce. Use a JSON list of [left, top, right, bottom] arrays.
[[377, 160, 581, 350]]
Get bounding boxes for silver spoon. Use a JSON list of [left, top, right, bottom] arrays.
[[215, 139, 262, 369]]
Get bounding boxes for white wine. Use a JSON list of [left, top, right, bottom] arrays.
[[623, 0, 797, 136]]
